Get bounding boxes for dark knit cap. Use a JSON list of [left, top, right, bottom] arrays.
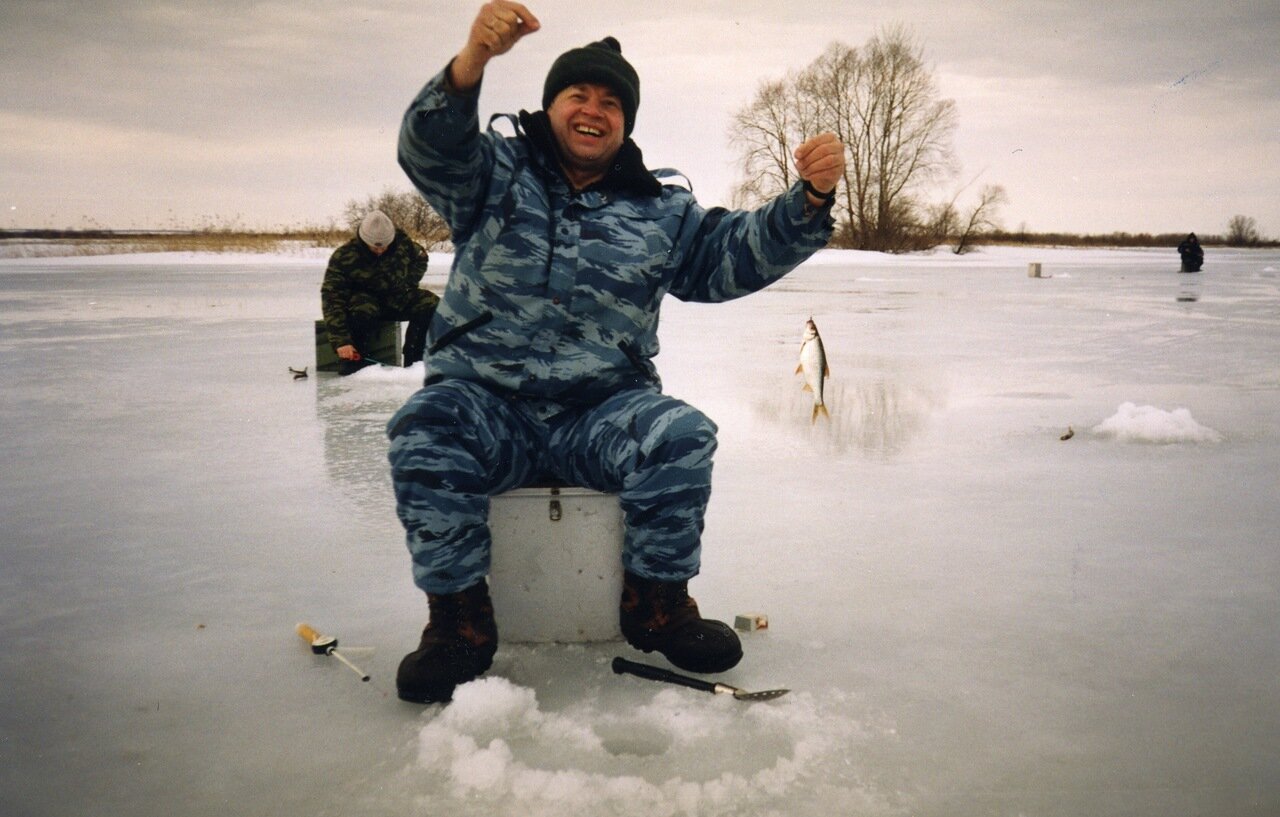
[[542, 36, 639, 136]]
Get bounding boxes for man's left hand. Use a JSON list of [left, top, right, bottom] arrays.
[[794, 133, 845, 204]]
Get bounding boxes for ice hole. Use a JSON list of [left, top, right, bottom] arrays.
[[594, 721, 674, 758]]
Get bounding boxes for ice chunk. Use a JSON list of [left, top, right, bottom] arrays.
[[1092, 402, 1222, 443]]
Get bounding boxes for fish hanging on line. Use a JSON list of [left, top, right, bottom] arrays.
[[795, 317, 830, 423]]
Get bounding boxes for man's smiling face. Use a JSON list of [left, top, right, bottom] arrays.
[[546, 82, 625, 189]]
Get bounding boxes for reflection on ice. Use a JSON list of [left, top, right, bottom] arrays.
[[314, 370, 414, 515], [753, 369, 946, 457]]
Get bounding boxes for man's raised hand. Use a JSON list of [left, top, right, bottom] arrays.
[[794, 133, 845, 204], [451, 1, 541, 91], [470, 1, 539, 56]]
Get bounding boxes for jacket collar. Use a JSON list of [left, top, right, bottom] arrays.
[[517, 109, 662, 198]]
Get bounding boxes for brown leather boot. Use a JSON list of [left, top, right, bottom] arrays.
[[619, 571, 742, 674], [396, 579, 498, 703]]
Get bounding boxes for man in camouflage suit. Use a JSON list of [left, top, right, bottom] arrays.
[[320, 209, 438, 374], [388, 0, 846, 703]]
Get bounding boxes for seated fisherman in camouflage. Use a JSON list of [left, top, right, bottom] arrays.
[[320, 209, 439, 375], [387, 0, 845, 703]]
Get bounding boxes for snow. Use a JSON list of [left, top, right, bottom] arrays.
[[1092, 402, 1223, 444], [2, 246, 1278, 817], [410, 675, 874, 817]]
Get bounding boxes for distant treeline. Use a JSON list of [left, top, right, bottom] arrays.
[[3, 225, 1275, 254], [973, 229, 1279, 249], [0, 227, 350, 256], [2, 227, 347, 242]]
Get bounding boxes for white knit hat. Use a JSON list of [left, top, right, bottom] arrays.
[[358, 210, 395, 247]]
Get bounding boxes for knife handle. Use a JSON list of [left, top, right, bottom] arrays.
[[611, 656, 717, 693]]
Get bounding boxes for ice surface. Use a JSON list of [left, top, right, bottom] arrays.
[[1, 246, 1278, 817]]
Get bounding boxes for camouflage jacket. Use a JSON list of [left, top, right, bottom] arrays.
[[321, 230, 429, 348], [397, 66, 834, 408]]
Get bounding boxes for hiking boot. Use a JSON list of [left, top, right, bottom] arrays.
[[403, 317, 428, 366], [619, 571, 742, 674], [396, 579, 498, 704]]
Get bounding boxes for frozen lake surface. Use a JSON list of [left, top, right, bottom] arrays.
[[2, 246, 1278, 816]]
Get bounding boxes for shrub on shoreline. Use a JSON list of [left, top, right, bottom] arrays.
[[0, 228, 351, 258]]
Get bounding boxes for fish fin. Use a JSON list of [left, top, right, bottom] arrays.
[[801, 383, 813, 393], [823, 364, 831, 378], [819, 404, 830, 420], [795, 364, 803, 374]]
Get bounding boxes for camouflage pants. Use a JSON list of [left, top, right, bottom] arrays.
[[341, 289, 438, 327], [337, 290, 437, 360], [387, 380, 718, 595]]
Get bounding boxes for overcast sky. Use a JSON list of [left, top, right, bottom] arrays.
[[2, 0, 1276, 236]]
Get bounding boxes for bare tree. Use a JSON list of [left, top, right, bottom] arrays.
[[952, 185, 1008, 254], [795, 42, 865, 241], [924, 199, 958, 247], [343, 188, 451, 249], [1225, 214, 1261, 246], [729, 28, 958, 252], [728, 79, 800, 208], [857, 28, 957, 251]]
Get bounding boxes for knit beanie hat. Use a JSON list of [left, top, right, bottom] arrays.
[[542, 36, 639, 136], [358, 210, 395, 248]]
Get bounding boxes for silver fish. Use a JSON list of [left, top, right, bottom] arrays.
[[795, 317, 830, 422]]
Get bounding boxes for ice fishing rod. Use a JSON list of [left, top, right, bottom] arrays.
[[296, 623, 370, 682]]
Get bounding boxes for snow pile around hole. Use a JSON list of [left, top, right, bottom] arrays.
[[410, 676, 899, 817], [346, 360, 424, 383], [1092, 402, 1222, 444]]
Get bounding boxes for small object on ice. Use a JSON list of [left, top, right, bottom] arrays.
[[296, 622, 370, 682], [612, 656, 788, 702], [1060, 426, 1074, 441], [734, 613, 769, 632], [289, 366, 308, 380]]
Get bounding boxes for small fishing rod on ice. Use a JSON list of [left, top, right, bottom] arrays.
[[296, 622, 370, 682]]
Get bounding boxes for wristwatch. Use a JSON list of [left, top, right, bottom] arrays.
[[802, 179, 836, 205]]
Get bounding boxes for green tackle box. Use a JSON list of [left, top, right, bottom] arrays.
[[314, 319, 401, 372]]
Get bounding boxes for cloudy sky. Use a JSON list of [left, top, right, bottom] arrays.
[[2, 0, 1276, 236]]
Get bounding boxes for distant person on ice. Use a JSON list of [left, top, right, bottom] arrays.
[[320, 209, 439, 375], [387, 0, 845, 703], [1177, 232, 1204, 272]]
